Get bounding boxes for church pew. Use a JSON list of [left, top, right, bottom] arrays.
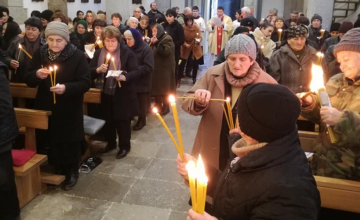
[[14, 108, 65, 208]]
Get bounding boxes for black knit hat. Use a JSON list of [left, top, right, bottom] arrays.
[[354, 19, 360, 28], [92, 19, 107, 28], [40, 10, 53, 22], [237, 83, 301, 143], [240, 17, 254, 28], [166, 9, 177, 17], [330, 22, 341, 32], [338, 21, 353, 34], [24, 17, 42, 31], [311, 14, 322, 23]]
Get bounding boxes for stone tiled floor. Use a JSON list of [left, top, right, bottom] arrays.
[[20, 77, 204, 220]]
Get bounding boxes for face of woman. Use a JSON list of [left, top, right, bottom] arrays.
[[25, 25, 40, 41], [77, 24, 86, 34], [129, 20, 138, 28], [124, 35, 135, 47], [337, 51, 360, 80], [227, 53, 254, 77], [275, 20, 283, 29], [166, 14, 175, 24], [104, 37, 119, 53], [152, 27, 157, 37], [94, 26, 103, 36], [86, 13, 93, 23], [41, 18, 48, 27], [261, 26, 274, 37], [186, 20, 193, 27], [235, 12, 240, 20], [78, 12, 84, 20], [47, 35, 67, 53], [140, 20, 148, 29]]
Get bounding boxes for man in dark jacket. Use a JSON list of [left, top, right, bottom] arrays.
[[178, 83, 320, 220], [0, 62, 20, 220], [147, 2, 165, 25], [307, 14, 330, 50]]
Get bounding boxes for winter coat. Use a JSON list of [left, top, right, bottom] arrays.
[[147, 10, 165, 25], [301, 74, 360, 181], [89, 43, 140, 120], [25, 44, 91, 144], [150, 34, 176, 96], [253, 27, 276, 59], [162, 20, 185, 59], [211, 129, 320, 220], [130, 41, 154, 93], [321, 36, 339, 53], [269, 44, 317, 93], [308, 25, 330, 50], [180, 24, 203, 60], [181, 62, 277, 169], [4, 36, 46, 83], [0, 62, 18, 153], [137, 26, 153, 38]]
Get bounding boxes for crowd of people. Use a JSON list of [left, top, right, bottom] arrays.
[[0, 2, 360, 220]]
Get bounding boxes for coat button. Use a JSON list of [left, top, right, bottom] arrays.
[[299, 67, 302, 70]]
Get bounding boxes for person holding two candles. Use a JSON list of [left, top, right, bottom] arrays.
[[179, 14, 203, 85], [4, 17, 45, 83], [181, 34, 276, 171], [24, 21, 91, 189], [178, 83, 320, 220], [307, 14, 330, 50], [89, 26, 140, 159], [299, 28, 360, 181]]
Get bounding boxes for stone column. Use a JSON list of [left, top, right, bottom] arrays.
[[0, 0, 27, 25], [48, 0, 68, 16], [305, 0, 334, 30]]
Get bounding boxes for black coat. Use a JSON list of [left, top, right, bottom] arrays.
[[89, 44, 140, 120], [209, 129, 320, 220], [128, 41, 154, 93], [147, 10, 165, 25], [308, 26, 330, 50], [25, 44, 91, 144], [162, 20, 185, 58], [0, 62, 18, 152]]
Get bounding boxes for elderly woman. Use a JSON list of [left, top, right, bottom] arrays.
[[182, 34, 277, 170], [150, 23, 175, 115], [50, 12, 81, 50], [124, 28, 154, 131], [300, 28, 360, 181], [4, 17, 45, 83], [89, 26, 139, 159], [24, 21, 91, 189], [179, 14, 203, 85], [253, 22, 276, 59], [126, 17, 139, 29]]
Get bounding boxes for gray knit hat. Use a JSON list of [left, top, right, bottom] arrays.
[[334, 27, 360, 57], [225, 34, 256, 60], [45, 21, 69, 42]]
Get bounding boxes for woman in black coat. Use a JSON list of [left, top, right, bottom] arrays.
[[89, 26, 140, 159], [162, 9, 184, 87], [24, 21, 91, 189], [124, 28, 154, 131]]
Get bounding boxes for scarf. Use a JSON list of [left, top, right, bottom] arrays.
[[127, 28, 143, 51], [231, 138, 267, 158], [40, 43, 78, 62], [96, 44, 121, 95], [224, 61, 261, 88], [24, 35, 41, 68], [75, 20, 88, 41]]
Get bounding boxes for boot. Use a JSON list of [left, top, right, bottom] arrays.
[[64, 164, 79, 190], [133, 117, 146, 131]]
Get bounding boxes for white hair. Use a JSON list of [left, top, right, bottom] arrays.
[[184, 7, 192, 13], [241, 6, 251, 14], [127, 17, 139, 26], [124, 30, 133, 38]]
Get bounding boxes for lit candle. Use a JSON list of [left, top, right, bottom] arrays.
[[320, 29, 325, 38], [196, 33, 199, 38], [196, 155, 208, 214], [176, 97, 226, 102], [222, 104, 231, 129], [186, 160, 198, 212], [153, 107, 185, 161], [14, 44, 22, 75], [97, 39, 103, 48], [145, 29, 148, 38], [169, 95, 184, 157], [278, 29, 282, 42], [261, 45, 264, 54], [104, 53, 111, 65], [54, 65, 57, 85], [19, 44, 32, 59]]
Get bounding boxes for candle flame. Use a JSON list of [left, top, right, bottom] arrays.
[[197, 155, 207, 182], [320, 29, 325, 32], [97, 36, 100, 40], [169, 95, 176, 103], [54, 65, 57, 70], [49, 67, 53, 71], [310, 64, 325, 92], [18, 44, 22, 49], [278, 29, 282, 32], [111, 57, 115, 61], [152, 107, 158, 114], [186, 160, 195, 171], [97, 40, 101, 44], [106, 53, 111, 59], [226, 97, 230, 102], [261, 45, 264, 49]]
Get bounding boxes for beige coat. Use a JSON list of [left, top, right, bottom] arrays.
[[181, 62, 277, 169], [253, 27, 276, 59], [181, 24, 203, 60]]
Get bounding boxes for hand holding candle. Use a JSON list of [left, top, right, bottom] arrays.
[[320, 29, 325, 38], [278, 29, 282, 42], [111, 57, 121, 87], [105, 53, 111, 65]]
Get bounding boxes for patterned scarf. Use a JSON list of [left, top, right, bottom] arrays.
[[224, 61, 261, 88], [40, 43, 78, 62]]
